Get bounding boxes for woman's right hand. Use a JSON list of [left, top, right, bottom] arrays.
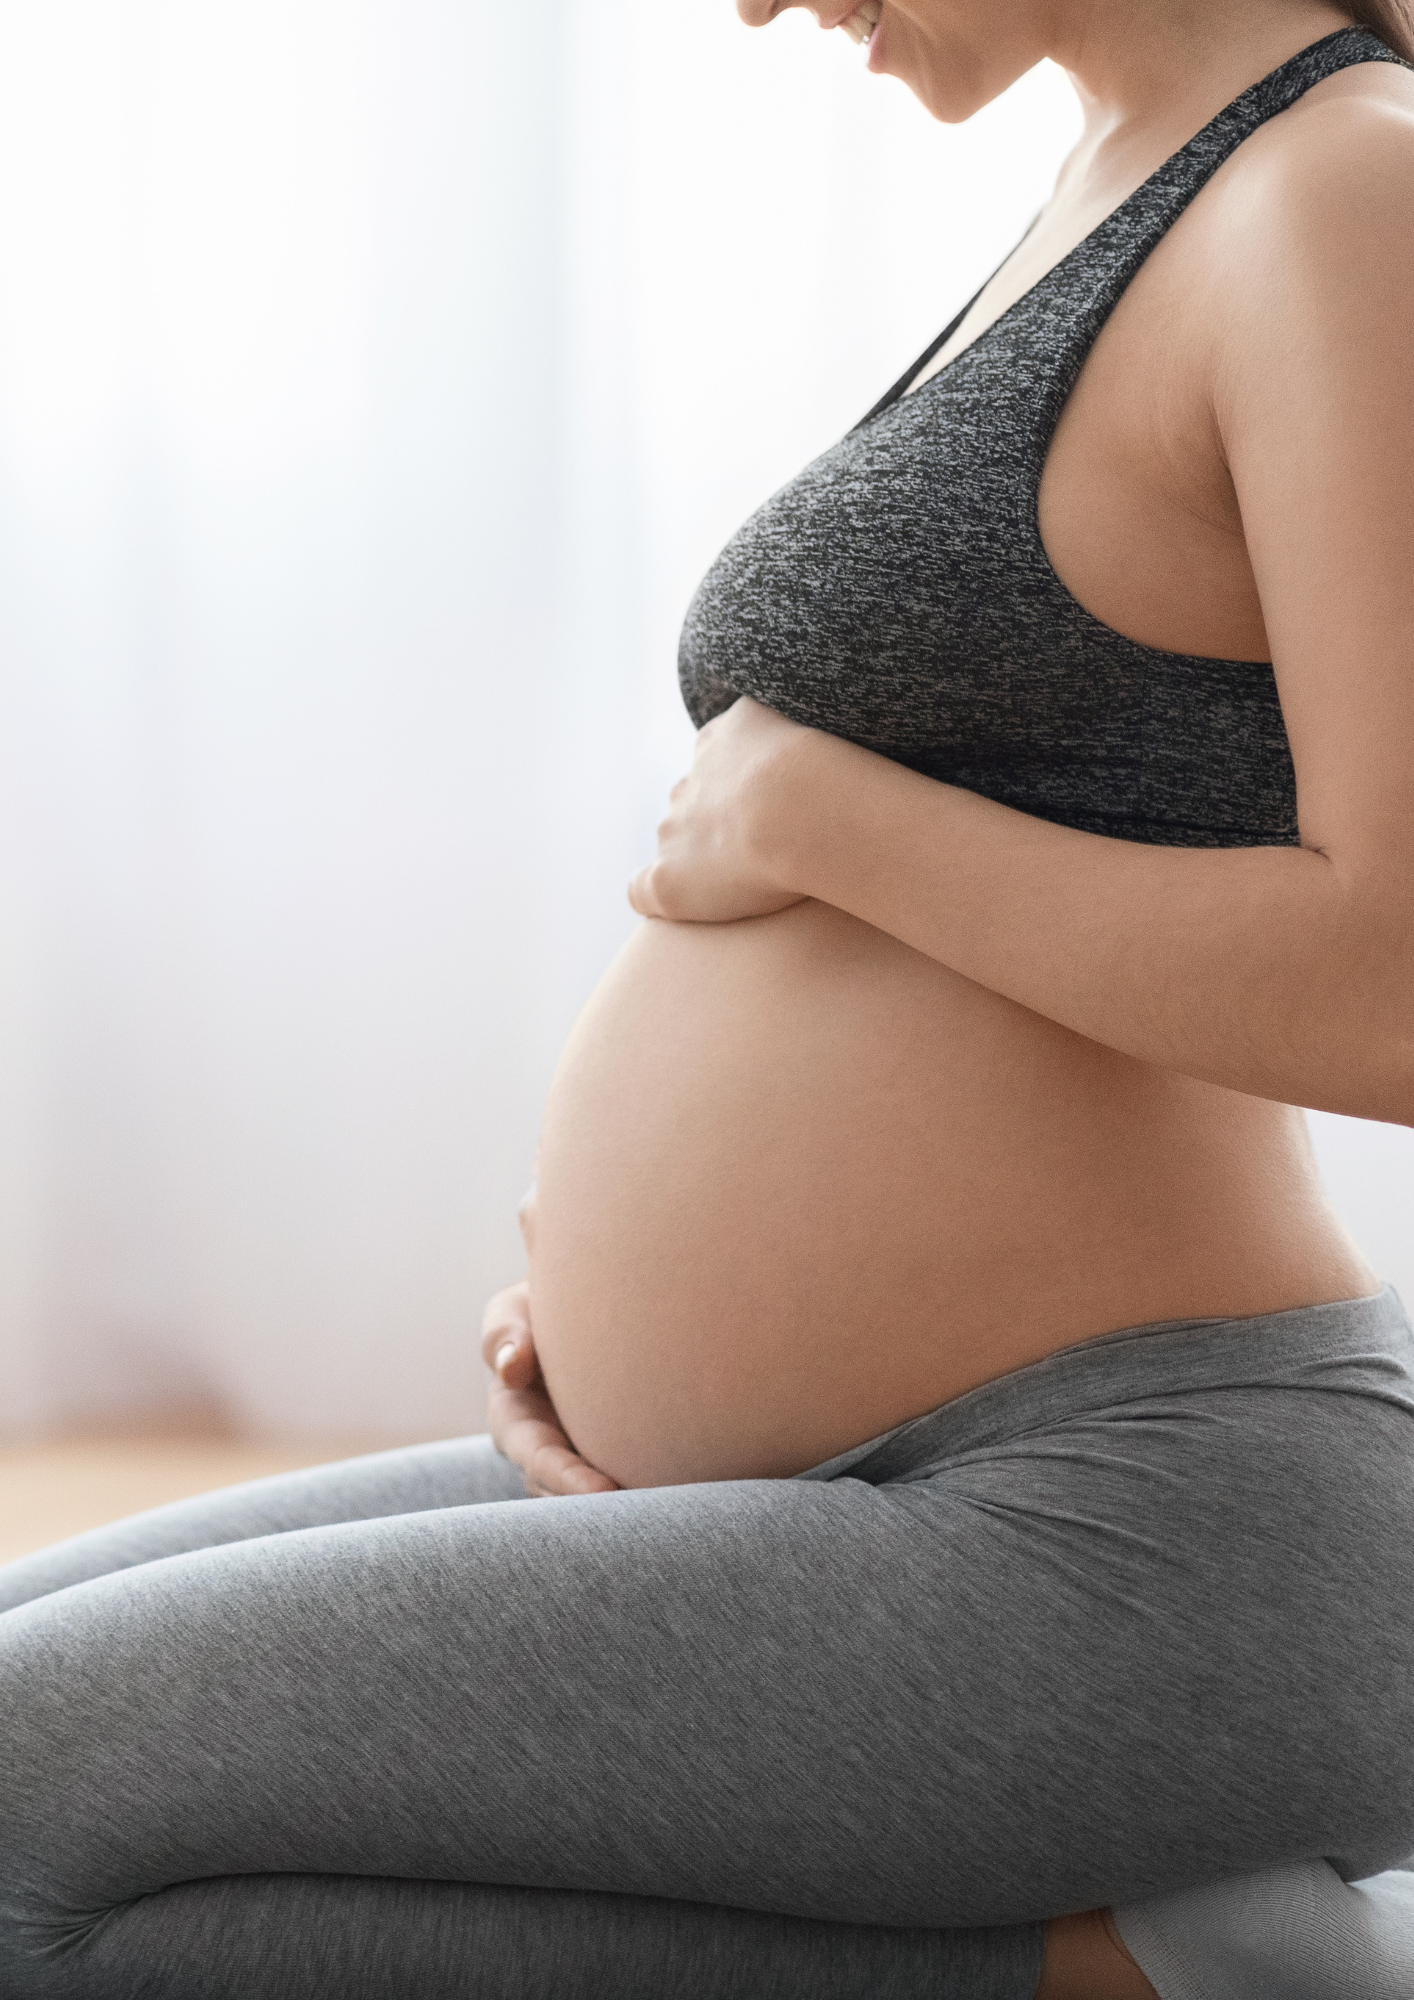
[[480, 1281, 621, 1498]]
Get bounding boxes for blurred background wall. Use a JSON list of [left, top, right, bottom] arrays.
[[0, 0, 1409, 1447]]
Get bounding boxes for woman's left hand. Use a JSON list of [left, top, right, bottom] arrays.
[[628, 696, 811, 923]]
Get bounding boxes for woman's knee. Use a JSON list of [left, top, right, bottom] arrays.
[[0, 1618, 108, 1993]]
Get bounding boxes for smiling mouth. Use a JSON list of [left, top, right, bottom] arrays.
[[838, 0, 881, 44]]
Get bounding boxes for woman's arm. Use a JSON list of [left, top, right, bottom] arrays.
[[632, 100, 1414, 1124], [754, 721, 1411, 1120]]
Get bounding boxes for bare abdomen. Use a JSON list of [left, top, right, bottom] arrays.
[[526, 900, 1368, 1488]]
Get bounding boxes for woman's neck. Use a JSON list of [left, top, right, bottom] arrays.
[[1056, 0, 1354, 180]]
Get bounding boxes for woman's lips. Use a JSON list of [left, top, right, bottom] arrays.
[[837, 0, 882, 45]]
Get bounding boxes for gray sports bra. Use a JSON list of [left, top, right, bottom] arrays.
[[678, 27, 1405, 849]]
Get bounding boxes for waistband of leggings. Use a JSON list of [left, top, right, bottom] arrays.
[[796, 1282, 1414, 1486]]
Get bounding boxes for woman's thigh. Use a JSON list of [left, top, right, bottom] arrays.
[[5, 1357, 1414, 1998], [5, 1411, 1413, 1937], [0, 1467, 1045, 1999], [0, 1474, 1108, 1965], [0, 1434, 527, 1613]]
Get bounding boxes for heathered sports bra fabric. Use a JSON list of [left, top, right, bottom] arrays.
[[678, 27, 1406, 849]]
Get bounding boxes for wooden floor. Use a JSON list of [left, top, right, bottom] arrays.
[[0, 1436, 374, 1566]]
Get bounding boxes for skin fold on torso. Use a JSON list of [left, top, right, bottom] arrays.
[[522, 53, 1392, 1493]]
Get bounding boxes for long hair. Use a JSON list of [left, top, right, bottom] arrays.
[[1346, 0, 1414, 61]]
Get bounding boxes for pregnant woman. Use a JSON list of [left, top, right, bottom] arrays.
[[5, 1, 1414, 1995]]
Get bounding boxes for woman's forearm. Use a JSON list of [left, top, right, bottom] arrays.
[[768, 726, 1414, 1124]]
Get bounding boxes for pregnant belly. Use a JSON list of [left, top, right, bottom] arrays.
[[526, 900, 1361, 1488]]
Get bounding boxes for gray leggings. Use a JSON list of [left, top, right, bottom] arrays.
[[4, 1288, 1414, 2000]]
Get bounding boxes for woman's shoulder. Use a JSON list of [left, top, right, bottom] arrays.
[[1187, 57, 1414, 380], [1209, 57, 1414, 257]]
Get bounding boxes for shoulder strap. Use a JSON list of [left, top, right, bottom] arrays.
[[854, 213, 1043, 431], [1062, 25, 1407, 323], [853, 283, 989, 432]]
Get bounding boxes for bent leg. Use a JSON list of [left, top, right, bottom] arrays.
[[7, 1309, 1414, 2000], [0, 1476, 1056, 1999], [0, 1435, 526, 1613]]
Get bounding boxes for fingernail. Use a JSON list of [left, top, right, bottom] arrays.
[[494, 1341, 517, 1374]]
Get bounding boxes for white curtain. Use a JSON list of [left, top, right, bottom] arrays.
[[1, 2, 1409, 1442]]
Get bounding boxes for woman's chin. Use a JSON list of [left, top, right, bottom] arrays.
[[876, 25, 1040, 127]]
